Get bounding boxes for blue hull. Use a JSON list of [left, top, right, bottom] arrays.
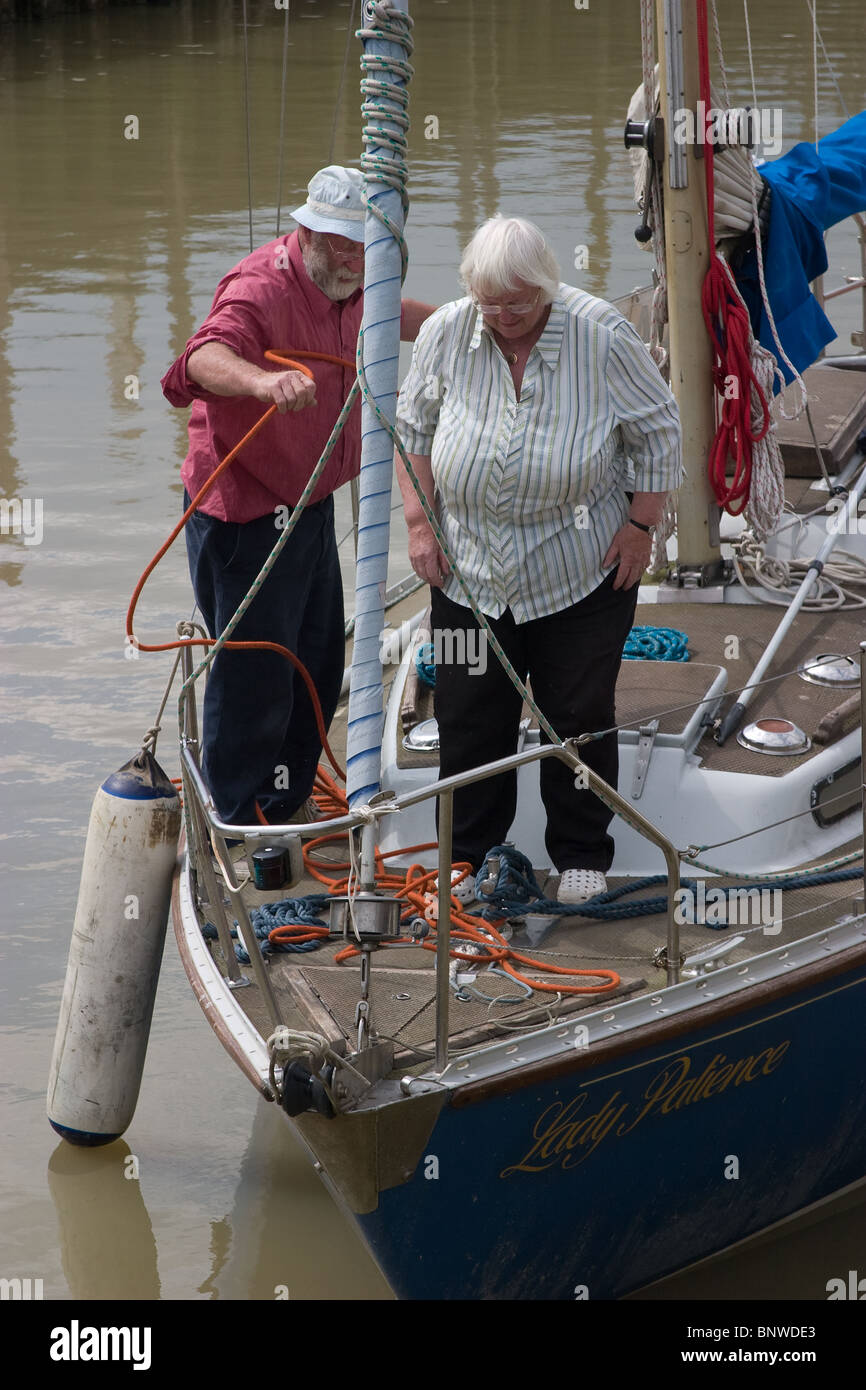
[[355, 952, 866, 1299]]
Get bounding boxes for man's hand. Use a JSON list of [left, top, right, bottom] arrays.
[[252, 368, 317, 414], [603, 521, 652, 590], [186, 342, 317, 410], [408, 519, 450, 588]]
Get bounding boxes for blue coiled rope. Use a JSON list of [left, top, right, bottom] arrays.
[[471, 844, 861, 929], [202, 895, 332, 962], [200, 846, 860, 960], [416, 626, 687, 690], [415, 641, 436, 687], [622, 626, 689, 661]]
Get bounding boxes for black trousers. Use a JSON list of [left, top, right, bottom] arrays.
[[183, 492, 344, 826], [431, 570, 638, 873]]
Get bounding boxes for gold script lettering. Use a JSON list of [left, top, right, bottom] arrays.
[[500, 1039, 791, 1178], [501, 1091, 629, 1176]]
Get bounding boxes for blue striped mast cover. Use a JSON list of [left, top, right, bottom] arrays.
[[346, 1, 411, 805]]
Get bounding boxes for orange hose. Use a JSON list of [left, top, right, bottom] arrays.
[[270, 802, 621, 996]]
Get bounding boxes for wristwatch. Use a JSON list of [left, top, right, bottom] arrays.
[[628, 517, 653, 534]]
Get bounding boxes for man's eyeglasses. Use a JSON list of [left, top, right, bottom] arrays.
[[472, 291, 540, 316], [322, 234, 365, 262]]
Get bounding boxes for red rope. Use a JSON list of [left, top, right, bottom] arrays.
[[696, 0, 770, 516]]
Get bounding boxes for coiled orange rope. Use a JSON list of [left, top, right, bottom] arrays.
[[266, 803, 622, 997]]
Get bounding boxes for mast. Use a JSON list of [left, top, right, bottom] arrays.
[[346, 1, 413, 805], [655, 0, 722, 579]]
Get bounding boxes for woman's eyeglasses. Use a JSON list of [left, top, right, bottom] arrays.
[[472, 291, 540, 316]]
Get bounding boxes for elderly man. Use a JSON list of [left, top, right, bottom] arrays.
[[396, 215, 681, 906], [162, 165, 433, 828]]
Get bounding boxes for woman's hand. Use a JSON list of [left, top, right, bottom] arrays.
[[408, 518, 450, 588], [603, 522, 652, 590]]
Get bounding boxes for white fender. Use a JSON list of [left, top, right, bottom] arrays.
[[47, 751, 181, 1145]]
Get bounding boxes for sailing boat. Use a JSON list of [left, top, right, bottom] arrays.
[[50, 0, 866, 1299]]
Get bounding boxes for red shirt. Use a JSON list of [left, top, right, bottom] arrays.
[[161, 231, 363, 522]]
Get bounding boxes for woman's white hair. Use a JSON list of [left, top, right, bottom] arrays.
[[460, 215, 560, 303]]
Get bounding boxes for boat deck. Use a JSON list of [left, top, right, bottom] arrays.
[[205, 838, 860, 1067], [397, 594, 865, 779], [187, 463, 865, 1067]]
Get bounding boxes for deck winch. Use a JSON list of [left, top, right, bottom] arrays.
[[327, 892, 402, 940]]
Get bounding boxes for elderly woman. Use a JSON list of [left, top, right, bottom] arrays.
[[395, 216, 681, 906]]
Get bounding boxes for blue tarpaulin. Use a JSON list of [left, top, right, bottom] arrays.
[[733, 110, 866, 382]]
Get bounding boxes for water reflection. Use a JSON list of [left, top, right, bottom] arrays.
[[202, 1100, 392, 1301], [47, 1140, 161, 1300]]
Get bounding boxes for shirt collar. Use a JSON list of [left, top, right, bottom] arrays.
[[468, 288, 566, 369]]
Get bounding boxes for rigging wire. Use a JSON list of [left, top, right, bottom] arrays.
[[275, 0, 292, 236], [329, 0, 359, 165], [805, 0, 850, 120], [741, 0, 758, 111], [680, 791, 863, 857], [812, 0, 820, 148], [241, 0, 255, 253]]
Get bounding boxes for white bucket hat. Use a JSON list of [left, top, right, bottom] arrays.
[[291, 165, 366, 240]]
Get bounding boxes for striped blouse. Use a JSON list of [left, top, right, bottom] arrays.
[[395, 285, 682, 622]]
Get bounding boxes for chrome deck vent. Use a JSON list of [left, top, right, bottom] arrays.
[[402, 717, 439, 752], [798, 653, 860, 688], [737, 717, 811, 756]]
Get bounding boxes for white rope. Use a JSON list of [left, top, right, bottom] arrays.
[[267, 1026, 331, 1070], [266, 1026, 370, 1111], [741, 348, 787, 540], [732, 534, 866, 609], [745, 165, 810, 422], [649, 493, 676, 575], [710, 0, 731, 108]]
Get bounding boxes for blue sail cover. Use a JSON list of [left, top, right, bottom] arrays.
[[733, 110, 866, 382]]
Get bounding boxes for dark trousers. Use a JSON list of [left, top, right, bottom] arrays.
[[183, 493, 344, 826], [431, 570, 638, 873]]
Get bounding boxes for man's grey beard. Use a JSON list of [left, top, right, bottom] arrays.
[[301, 236, 364, 301]]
